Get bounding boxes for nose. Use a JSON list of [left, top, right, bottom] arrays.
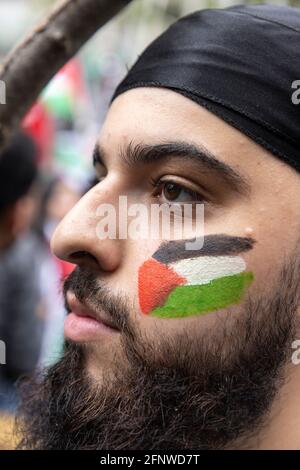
[[51, 186, 123, 272]]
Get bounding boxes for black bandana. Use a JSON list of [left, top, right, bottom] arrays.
[[111, 5, 300, 172]]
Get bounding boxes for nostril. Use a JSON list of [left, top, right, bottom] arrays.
[[68, 251, 98, 266]]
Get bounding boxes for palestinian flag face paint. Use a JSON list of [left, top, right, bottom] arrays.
[[138, 234, 255, 318]]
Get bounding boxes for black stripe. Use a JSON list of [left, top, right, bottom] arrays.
[[153, 234, 255, 264]]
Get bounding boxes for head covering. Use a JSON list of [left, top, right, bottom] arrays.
[[111, 5, 300, 172]]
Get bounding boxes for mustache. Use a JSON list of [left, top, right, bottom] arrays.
[[63, 267, 132, 333]]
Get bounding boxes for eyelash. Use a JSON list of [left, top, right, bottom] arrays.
[[89, 173, 205, 204], [150, 177, 205, 203]]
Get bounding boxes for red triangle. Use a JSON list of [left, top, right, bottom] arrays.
[[138, 258, 186, 315]]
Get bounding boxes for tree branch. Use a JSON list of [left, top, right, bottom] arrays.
[[0, 0, 133, 152]]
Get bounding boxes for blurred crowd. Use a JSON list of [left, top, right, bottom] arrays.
[[0, 57, 97, 416], [0, 132, 83, 412]]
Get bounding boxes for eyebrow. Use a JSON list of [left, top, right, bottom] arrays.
[[93, 140, 250, 196]]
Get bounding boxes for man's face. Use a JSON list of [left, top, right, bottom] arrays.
[[52, 87, 300, 372], [18, 88, 300, 450]]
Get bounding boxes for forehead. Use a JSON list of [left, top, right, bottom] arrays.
[[102, 87, 241, 145], [98, 87, 277, 179]]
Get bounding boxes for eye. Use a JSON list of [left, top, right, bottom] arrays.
[[153, 179, 204, 204]]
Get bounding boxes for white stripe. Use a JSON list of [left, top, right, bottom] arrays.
[[172, 256, 246, 286]]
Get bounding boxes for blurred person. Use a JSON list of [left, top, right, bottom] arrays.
[[39, 176, 82, 247], [35, 176, 79, 367], [17, 5, 300, 450], [0, 132, 44, 412]]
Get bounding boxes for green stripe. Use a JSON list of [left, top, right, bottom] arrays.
[[150, 272, 254, 318]]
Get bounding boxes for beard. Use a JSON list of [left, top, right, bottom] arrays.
[[16, 247, 300, 450]]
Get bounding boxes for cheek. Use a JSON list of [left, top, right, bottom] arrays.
[[138, 255, 254, 319]]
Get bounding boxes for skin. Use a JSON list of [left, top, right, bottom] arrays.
[[51, 87, 300, 449]]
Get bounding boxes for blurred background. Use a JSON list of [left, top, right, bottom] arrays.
[[0, 0, 299, 448]]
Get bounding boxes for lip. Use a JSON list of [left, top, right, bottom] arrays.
[[64, 292, 120, 342]]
